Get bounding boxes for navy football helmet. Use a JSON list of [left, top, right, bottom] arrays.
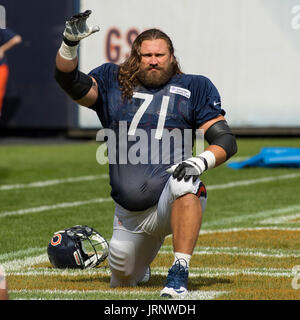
[[47, 225, 108, 269]]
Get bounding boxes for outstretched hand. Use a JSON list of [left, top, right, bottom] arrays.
[[63, 10, 100, 44]]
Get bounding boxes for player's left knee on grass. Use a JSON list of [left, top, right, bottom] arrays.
[[108, 238, 136, 287]]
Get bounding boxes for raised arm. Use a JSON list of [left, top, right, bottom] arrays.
[[55, 10, 99, 107]]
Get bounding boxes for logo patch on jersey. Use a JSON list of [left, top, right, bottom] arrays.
[[213, 101, 221, 106], [170, 86, 191, 99]]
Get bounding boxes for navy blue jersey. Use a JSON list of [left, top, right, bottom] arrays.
[[0, 29, 17, 65], [89, 63, 225, 211]]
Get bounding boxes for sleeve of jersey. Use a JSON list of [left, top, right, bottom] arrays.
[[87, 63, 118, 112], [193, 77, 226, 127], [0, 29, 17, 43]]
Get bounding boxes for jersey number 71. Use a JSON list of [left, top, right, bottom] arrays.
[[128, 92, 170, 140]]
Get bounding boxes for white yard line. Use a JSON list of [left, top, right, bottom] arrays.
[[8, 269, 108, 276], [203, 205, 300, 228], [160, 245, 300, 258], [2, 254, 49, 272], [0, 247, 45, 263], [0, 197, 113, 218], [259, 213, 300, 225], [206, 172, 300, 191], [9, 288, 228, 300], [1, 172, 300, 219], [1, 171, 300, 193], [6, 267, 293, 278], [0, 174, 108, 191], [153, 267, 293, 278], [200, 226, 300, 233]]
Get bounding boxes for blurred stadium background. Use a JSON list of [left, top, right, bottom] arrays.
[[1, 0, 300, 301], [1, 0, 300, 137]]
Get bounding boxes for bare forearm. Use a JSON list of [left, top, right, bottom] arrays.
[[56, 51, 78, 72], [205, 144, 227, 167]]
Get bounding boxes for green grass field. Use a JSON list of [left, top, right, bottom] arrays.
[[1, 137, 300, 300]]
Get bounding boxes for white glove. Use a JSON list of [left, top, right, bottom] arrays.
[[63, 10, 100, 44], [167, 151, 216, 182]]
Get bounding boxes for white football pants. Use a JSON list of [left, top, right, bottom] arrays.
[[108, 176, 207, 287]]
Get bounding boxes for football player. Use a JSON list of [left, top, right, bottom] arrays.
[[55, 11, 237, 298], [0, 28, 22, 118]]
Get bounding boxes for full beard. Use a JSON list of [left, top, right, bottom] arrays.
[[136, 63, 175, 88]]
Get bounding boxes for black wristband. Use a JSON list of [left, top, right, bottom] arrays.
[[63, 36, 80, 47]]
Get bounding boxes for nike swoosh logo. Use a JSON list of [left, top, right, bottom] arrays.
[[214, 101, 221, 106]]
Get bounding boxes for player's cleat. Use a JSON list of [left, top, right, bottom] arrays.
[[160, 259, 189, 298], [138, 266, 151, 284]]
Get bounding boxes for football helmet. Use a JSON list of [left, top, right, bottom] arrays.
[[47, 225, 108, 269]]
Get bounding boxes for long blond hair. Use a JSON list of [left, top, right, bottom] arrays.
[[118, 29, 182, 99]]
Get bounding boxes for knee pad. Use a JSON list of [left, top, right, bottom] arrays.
[[108, 238, 135, 278]]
